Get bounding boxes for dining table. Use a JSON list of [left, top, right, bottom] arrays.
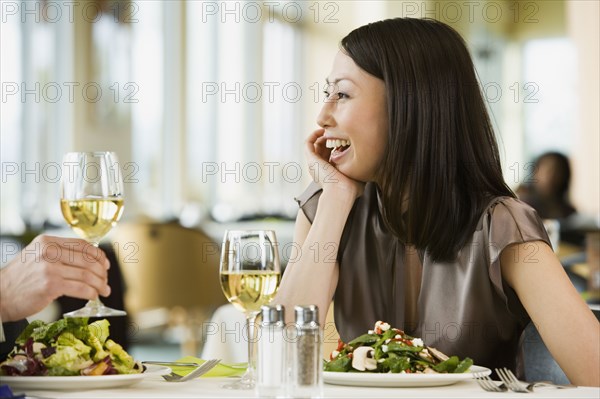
[[8, 376, 600, 399]]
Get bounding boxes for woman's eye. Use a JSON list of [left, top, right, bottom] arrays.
[[323, 91, 348, 101]]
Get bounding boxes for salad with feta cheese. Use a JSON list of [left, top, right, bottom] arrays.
[[0, 318, 142, 376], [324, 321, 473, 374]]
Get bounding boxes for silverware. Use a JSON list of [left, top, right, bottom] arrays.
[[143, 361, 201, 367], [495, 367, 577, 392], [161, 359, 221, 382], [474, 371, 508, 392]]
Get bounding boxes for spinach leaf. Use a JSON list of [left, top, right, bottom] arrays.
[[386, 341, 423, 354], [324, 356, 352, 372], [373, 329, 396, 353], [433, 356, 459, 373], [386, 356, 410, 373], [348, 334, 379, 347], [454, 357, 473, 373]]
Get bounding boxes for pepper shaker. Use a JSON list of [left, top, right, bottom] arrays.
[[290, 305, 323, 398], [257, 304, 286, 398]]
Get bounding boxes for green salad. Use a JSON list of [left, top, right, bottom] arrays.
[[324, 321, 473, 374], [0, 318, 142, 376]]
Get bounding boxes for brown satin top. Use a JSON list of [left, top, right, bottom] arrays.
[[295, 182, 551, 373]]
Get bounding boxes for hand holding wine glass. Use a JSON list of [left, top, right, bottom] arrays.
[[219, 230, 281, 389], [60, 151, 126, 318]]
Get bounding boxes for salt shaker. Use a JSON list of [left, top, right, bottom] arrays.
[[257, 304, 286, 398], [290, 305, 323, 398]]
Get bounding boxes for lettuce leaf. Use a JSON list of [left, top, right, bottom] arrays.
[[42, 345, 92, 373], [88, 319, 110, 344], [15, 320, 45, 345]]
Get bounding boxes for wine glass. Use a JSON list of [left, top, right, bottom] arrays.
[[219, 230, 281, 389], [60, 151, 126, 318]]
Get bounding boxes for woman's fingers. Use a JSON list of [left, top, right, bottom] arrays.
[[314, 135, 332, 161], [304, 129, 366, 199], [305, 129, 333, 179], [305, 129, 325, 157]]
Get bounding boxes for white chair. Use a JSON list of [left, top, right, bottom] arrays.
[[200, 304, 247, 363]]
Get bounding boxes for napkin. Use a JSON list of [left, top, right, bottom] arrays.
[[170, 356, 246, 378], [0, 385, 25, 399]]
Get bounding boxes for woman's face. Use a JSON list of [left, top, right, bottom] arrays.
[[317, 51, 388, 182]]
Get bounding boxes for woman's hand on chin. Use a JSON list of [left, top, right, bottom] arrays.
[[305, 128, 365, 200]]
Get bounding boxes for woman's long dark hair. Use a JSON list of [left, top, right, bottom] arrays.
[[341, 18, 515, 262]]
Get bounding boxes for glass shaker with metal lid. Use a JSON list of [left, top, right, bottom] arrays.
[[256, 304, 286, 397], [290, 305, 323, 398]]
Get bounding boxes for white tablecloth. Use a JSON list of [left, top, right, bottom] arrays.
[[11, 377, 600, 399]]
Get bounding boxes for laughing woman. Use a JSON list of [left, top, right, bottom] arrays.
[[276, 18, 599, 386]]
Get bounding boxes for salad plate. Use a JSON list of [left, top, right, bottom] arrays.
[[323, 365, 491, 387], [0, 364, 171, 391]]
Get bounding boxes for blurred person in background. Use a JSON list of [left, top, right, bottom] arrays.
[[517, 152, 577, 220]]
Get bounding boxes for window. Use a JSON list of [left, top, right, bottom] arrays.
[[185, 4, 304, 222], [1, 1, 70, 232], [1, 1, 306, 231], [261, 19, 303, 217], [522, 38, 576, 159], [1, 10, 24, 233], [130, 1, 166, 218]]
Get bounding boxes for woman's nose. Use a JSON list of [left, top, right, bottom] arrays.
[[317, 101, 334, 128]]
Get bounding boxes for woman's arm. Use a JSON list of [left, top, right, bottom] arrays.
[[276, 129, 362, 325], [501, 241, 600, 386], [277, 189, 356, 325]]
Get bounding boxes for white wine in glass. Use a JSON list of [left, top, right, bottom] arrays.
[[60, 152, 126, 318], [60, 198, 124, 243], [219, 230, 281, 389], [220, 271, 280, 313]]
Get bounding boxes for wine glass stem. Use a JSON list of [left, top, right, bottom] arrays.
[[85, 241, 104, 302], [245, 311, 259, 381], [85, 298, 104, 308], [89, 241, 102, 303]]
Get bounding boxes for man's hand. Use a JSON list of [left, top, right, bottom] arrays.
[[0, 235, 110, 322]]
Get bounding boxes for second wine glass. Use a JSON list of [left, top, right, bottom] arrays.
[[219, 230, 281, 389]]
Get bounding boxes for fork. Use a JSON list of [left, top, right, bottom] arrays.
[[143, 361, 201, 367], [162, 359, 221, 382], [495, 367, 576, 392], [474, 371, 508, 392]]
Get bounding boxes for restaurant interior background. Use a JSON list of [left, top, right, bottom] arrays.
[[1, 0, 599, 360]]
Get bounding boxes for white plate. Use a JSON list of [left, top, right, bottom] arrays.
[[1, 365, 171, 391], [323, 365, 491, 387]]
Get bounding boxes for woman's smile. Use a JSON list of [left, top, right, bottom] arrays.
[[325, 137, 352, 162]]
